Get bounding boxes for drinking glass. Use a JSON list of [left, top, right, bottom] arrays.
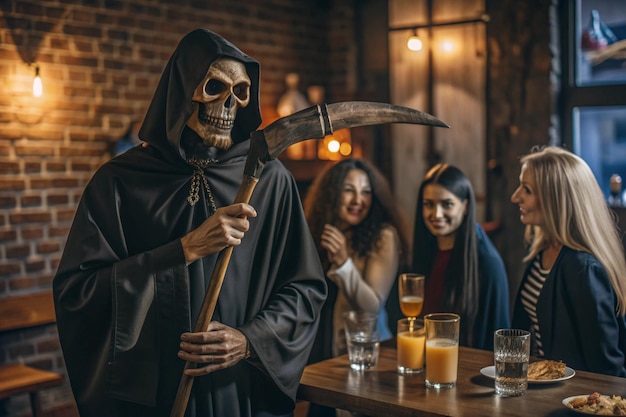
[[397, 317, 425, 374], [494, 329, 531, 397], [343, 311, 380, 371], [398, 273, 425, 320], [424, 313, 460, 389]]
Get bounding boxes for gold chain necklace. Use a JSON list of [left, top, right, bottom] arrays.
[[186, 158, 218, 214]]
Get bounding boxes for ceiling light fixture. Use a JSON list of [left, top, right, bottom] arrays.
[[32, 66, 42, 98], [407, 30, 423, 52]]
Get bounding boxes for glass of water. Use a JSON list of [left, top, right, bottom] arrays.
[[494, 329, 531, 397], [343, 311, 380, 371]]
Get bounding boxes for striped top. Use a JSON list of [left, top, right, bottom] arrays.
[[520, 254, 550, 357]]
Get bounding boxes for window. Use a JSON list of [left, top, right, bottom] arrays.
[[561, 0, 626, 200]]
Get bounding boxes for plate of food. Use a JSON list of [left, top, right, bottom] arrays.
[[562, 392, 626, 415], [480, 360, 575, 384]]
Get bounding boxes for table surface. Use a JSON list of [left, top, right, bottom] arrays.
[[297, 342, 626, 417]]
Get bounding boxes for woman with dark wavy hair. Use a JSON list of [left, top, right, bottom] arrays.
[[304, 158, 410, 368], [413, 163, 509, 350]]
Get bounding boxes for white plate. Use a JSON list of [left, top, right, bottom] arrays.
[[479, 365, 576, 384], [562, 395, 614, 415]]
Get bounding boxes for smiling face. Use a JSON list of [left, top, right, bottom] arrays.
[[422, 183, 468, 249], [511, 163, 544, 227], [336, 169, 372, 230]]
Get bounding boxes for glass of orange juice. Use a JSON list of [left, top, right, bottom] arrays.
[[424, 313, 460, 389], [397, 318, 425, 374], [398, 273, 425, 320]]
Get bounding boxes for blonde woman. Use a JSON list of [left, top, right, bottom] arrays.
[[511, 146, 626, 377]]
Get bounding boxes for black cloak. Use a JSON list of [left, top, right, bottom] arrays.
[[53, 28, 326, 417]]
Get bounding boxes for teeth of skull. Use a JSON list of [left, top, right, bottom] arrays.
[[199, 112, 234, 130]]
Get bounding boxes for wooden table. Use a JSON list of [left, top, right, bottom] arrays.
[[298, 342, 626, 417]]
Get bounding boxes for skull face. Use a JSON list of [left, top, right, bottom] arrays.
[[186, 57, 251, 149]]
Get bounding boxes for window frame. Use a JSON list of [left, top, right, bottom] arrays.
[[559, 0, 626, 147]]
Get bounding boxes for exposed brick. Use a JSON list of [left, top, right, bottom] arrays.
[[21, 195, 42, 207], [27, 128, 64, 142], [46, 5, 67, 20], [14, 144, 55, 157], [3, 16, 30, 31], [46, 161, 66, 172], [37, 273, 55, 286], [0, 261, 20, 276], [0, 142, 12, 154], [62, 24, 102, 39], [8, 343, 35, 359], [31, 178, 80, 189], [0, 47, 21, 61], [33, 22, 55, 34], [108, 29, 130, 41], [49, 36, 70, 50], [38, 338, 61, 353], [0, 229, 17, 241], [9, 276, 37, 290], [21, 227, 44, 239], [57, 208, 77, 222], [24, 161, 42, 173], [0, 160, 20, 174], [26, 357, 55, 371], [102, 89, 120, 99], [49, 226, 70, 238], [37, 241, 60, 254], [49, 257, 61, 271], [0, 195, 17, 208], [67, 70, 88, 82], [9, 212, 52, 224], [47, 193, 69, 205], [73, 40, 94, 53], [60, 146, 107, 157], [6, 243, 30, 258], [25, 258, 45, 273], [58, 54, 99, 68], [0, 179, 26, 191], [112, 74, 130, 85]]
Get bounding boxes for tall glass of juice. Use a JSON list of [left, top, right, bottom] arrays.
[[424, 313, 460, 389]]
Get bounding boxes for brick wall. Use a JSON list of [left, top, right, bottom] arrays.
[[0, 1, 356, 414]]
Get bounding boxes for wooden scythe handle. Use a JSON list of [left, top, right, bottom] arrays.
[[170, 174, 260, 417]]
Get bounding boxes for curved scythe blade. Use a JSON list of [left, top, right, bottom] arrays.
[[245, 101, 449, 178]]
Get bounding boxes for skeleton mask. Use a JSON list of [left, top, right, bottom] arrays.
[[186, 57, 251, 149]]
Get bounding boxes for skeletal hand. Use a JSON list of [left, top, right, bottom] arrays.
[[320, 224, 349, 267], [178, 321, 250, 376], [181, 203, 257, 264]]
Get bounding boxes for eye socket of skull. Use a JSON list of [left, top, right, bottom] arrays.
[[204, 79, 227, 96], [203, 79, 249, 103]]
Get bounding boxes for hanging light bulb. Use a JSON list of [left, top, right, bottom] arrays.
[[33, 66, 42, 98], [407, 30, 423, 52]]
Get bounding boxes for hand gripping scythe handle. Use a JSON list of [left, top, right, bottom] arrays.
[[170, 101, 448, 417]]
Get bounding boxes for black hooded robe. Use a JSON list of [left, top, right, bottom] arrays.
[[53, 29, 327, 417]]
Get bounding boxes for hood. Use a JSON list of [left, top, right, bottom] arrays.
[[138, 28, 262, 160]]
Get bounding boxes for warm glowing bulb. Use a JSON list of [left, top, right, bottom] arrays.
[[407, 35, 423, 52], [440, 40, 454, 53], [339, 142, 352, 156], [327, 139, 340, 153], [33, 67, 42, 97]]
